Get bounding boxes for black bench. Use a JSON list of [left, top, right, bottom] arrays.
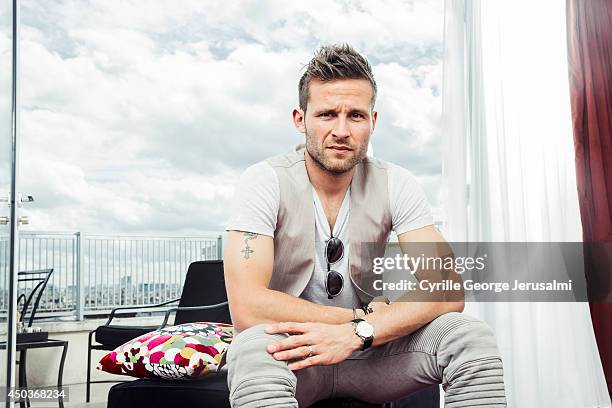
[[108, 370, 440, 408], [105, 261, 440, 408]]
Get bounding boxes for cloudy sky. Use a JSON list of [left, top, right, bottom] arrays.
[[4, 0, 444, 236]]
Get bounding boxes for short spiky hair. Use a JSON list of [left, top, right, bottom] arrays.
[[298, 43, 377, 112]]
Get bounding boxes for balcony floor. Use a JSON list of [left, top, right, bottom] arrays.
[[65, 381, 115, 408]]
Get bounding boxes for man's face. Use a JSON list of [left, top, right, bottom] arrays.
[[293, 78, 377, 174]]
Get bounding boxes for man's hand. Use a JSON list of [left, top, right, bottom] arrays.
[[265, 322, 362, 371]]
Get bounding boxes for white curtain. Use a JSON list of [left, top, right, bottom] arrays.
[[441, 0, 611, 406]]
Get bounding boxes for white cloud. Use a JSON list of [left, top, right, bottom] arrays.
[[15, 0, 444, 234]]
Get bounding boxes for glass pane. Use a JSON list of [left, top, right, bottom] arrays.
[[16, 1, 444, 403], [0, 0, 13, 402]]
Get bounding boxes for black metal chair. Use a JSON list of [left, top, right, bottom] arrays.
[[17, 268, 54, 331], [14, 268, 56, 408], [88, 260, 230, 402], [106, 260, 439, 408]]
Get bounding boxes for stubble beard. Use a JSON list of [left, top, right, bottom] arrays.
[[304, 126, 366, 175]]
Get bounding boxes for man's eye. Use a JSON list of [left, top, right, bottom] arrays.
[[351, 113, 365, 119], [319, 112, 332, 117]]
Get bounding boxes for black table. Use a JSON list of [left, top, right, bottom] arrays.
[[0, 338, 68, 408]]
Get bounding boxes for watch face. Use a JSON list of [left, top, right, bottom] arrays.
[[356, 321, 374, 338]]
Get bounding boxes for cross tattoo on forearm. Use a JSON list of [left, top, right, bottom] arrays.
[[241, 232, 258, 259]]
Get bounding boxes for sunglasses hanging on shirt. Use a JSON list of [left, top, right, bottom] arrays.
[[325, 235, 344, 299]]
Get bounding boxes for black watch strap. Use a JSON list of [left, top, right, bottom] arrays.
[[362, 336, 373, 350]]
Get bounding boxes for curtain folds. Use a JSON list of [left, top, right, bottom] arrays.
[[567, 0, 612, 395], [442, 0, 612, 406]]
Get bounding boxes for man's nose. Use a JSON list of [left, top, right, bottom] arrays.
[[332, 116, 350, 138]]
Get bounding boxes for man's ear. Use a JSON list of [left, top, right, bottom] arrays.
[[371, 110, 378, 132], [292, 108, 306, 134]]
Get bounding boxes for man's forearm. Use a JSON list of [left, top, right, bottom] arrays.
[[366, 300, 462, 347], [365, 268, 465, 347], [233, 288, 358, 331], [364, 232, 465, 347]]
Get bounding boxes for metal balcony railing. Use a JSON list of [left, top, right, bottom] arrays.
[[0, 232, 223, 320]]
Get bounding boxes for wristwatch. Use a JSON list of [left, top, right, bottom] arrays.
[[351, 318, 374, 350]]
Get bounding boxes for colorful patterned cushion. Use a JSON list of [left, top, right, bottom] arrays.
[[97, 321, 233, 380]]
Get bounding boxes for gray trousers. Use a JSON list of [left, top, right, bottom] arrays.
[[226, 312, 507, 407]]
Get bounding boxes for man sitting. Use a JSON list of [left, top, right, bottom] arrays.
[[223, 43, 507, 408]]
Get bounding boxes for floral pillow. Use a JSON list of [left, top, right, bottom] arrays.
[[97, 322, 233, 380]]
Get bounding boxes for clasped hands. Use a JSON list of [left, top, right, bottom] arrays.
[[265, 298, 390, 371]]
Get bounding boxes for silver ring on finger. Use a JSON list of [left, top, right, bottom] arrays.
[[307, 345, 315, 358]]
